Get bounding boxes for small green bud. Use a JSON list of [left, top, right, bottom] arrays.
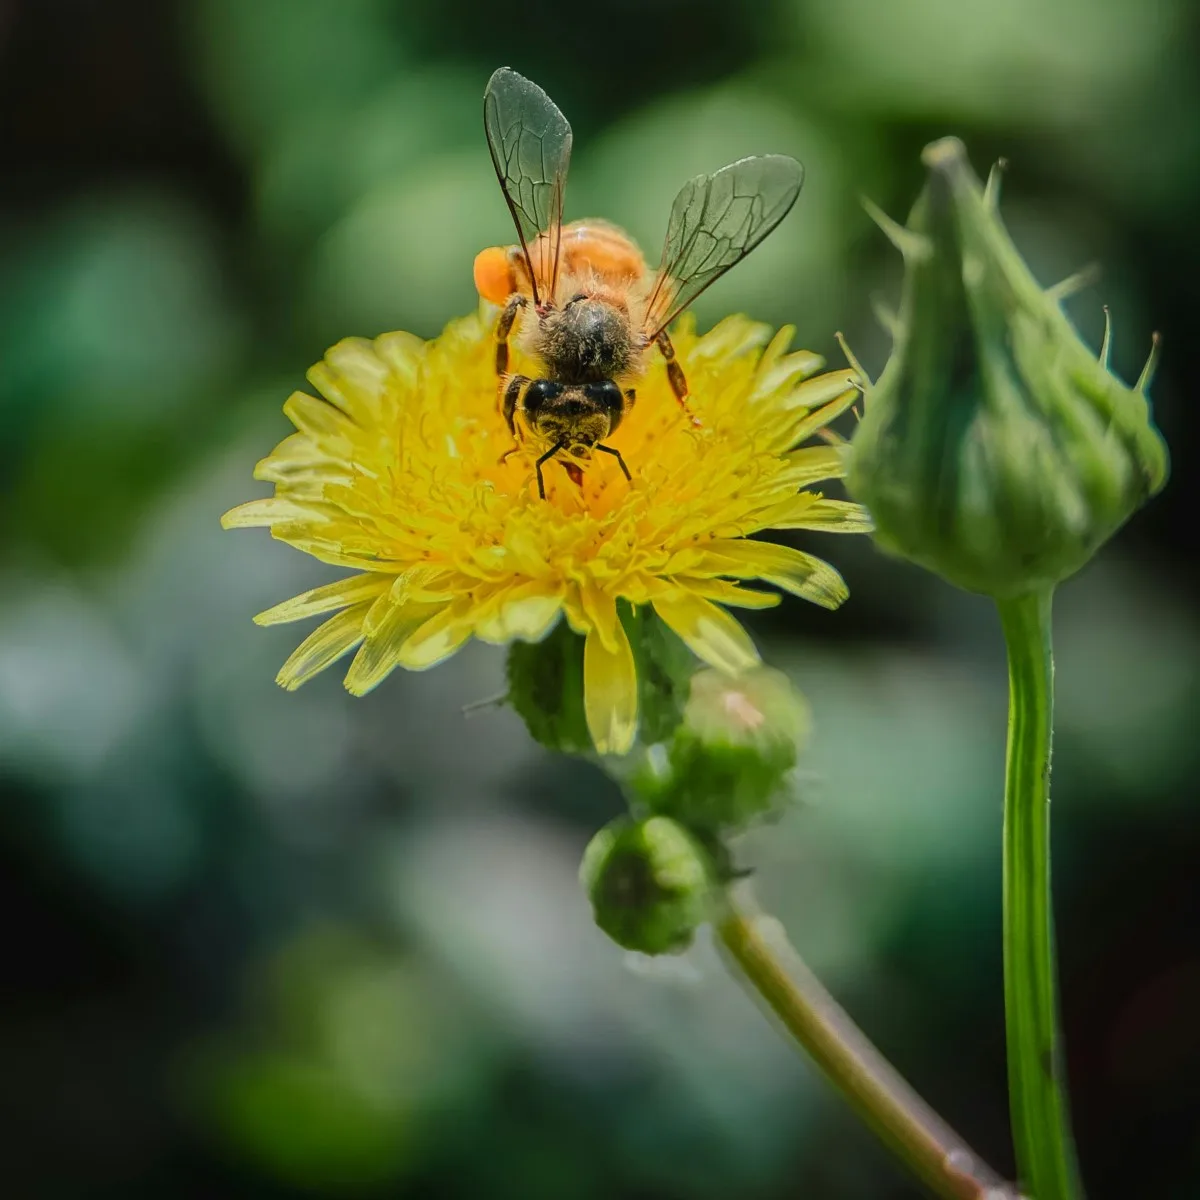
[[507, 605, 694, 755], [848, 137, 1169, 598], [638, 667, 811, 833], [579, 816, 716, 954]]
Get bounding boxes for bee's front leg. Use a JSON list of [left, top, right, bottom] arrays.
[[498, 374, 530, 464], [495, 293, 527, 380], [655, 330, 702, 427], [534, 440, 568, 501], [594, 443, 633, 484]]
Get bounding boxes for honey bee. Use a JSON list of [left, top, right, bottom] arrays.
[[475, 67, 804, 498]]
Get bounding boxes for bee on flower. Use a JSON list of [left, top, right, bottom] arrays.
[[474, 68, 804, 496], [222, 68, 870, 755]]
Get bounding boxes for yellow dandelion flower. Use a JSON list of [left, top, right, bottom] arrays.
[[222, 307, 869, 755]]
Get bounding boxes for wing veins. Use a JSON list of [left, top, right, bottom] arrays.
[[483, 68, 573, 306], [643, 155, 803, 340]]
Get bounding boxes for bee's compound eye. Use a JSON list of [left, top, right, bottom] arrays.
[[584, 380, 624, 415], [523, 378, 562, 410], [474, 246, 514, 304]]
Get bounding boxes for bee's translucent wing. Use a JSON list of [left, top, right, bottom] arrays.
[[642, 155, 803, 339], [483, 67, 573, 307]]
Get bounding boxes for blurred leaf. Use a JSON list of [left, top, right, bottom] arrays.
[[793, 0, 1186, 125], [212, 1053, 413, 1188], [573, 84, 858, 334], [189, 0, 406, 157], [305, 149, 509, 339], [185, 924, 489, 1188], [0, 192, 241, 424], [257, 66, 484, 245]]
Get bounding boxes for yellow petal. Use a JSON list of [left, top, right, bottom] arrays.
[[344, 601, 450, 694], [691, 313, 772, 363], [699, 539, 848, 609], [373, 330, 426, 385], [578, 581, 621, 654], [474, 582, 564, 644], [750, 334, 825, 403], [220, 498, 318, 530], [749, 323, 796, 383], [652, 591, 759, 675], [779, 445, 847, 488], [679, 578, 783, 609], [307, 337, 391, 423], [271, 533, 402, 572], [388, 566, 467, 605], [789, 368, 860, 411], [282, 391, 358, 443], [583, 619, 638, 755], [773, 498, 874, 533], [253, 432, 352, 486], [782, 385, 860, 446], [254, 455, 352, 488], [255, 574, 391, 626], [394, 604, 475, 671], [276, 602, 372, 690]]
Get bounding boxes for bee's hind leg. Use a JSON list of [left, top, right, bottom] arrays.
[[655, 330, 702, 428]]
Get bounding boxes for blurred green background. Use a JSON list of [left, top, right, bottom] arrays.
[[1, 1, 1197, 1196]]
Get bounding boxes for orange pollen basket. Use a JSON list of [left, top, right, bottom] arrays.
[[473, 246, 514, 305]]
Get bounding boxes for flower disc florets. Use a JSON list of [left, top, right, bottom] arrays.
[[223, 308, 867, 754]]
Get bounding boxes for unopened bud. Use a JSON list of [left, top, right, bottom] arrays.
[[849, 137, 1169, 597], [638, 666, 810, 833], [580, 816, 716, 955]]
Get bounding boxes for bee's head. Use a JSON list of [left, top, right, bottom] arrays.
[[537, 296, 637, 383], [522, 378, 625, 453]]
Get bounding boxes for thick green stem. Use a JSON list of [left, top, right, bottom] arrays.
[[997, 588, 1082, 1198], [717, 891, 1021, 1200]]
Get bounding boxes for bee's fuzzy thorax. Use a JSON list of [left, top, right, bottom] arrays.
[[531, 298, 640, 384]]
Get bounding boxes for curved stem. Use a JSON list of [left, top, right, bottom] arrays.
[[717, 890, 1022, 1200], [998, 589, 1083, 1198]]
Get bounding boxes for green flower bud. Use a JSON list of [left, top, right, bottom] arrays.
[[638, 667, 811, 833], [507, 605, 694, 755], [848, 137, 1169, 598], [580, 816, 716, 955]]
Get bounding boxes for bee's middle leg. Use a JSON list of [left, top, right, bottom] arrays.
[[495, 293, 527, 380], [655, 330, 701, 427]]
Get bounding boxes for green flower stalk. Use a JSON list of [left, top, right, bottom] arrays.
[[557, 620, 1020, 1198], [849, 137, 1171, 1200]]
